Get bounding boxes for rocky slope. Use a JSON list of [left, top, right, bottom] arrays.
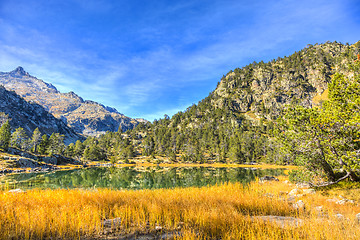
[[0, 86, 82, 144], [210, 41, 360, 122], [0, 67, 145, 136]]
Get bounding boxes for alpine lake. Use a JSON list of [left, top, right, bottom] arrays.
[[0, 166, 285, 190]]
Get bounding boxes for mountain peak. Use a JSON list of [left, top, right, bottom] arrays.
[[10, 66, 29, 76]]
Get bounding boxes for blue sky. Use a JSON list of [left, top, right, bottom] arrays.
[[0, 0, 359, 121]]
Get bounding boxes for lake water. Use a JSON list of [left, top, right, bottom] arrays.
[[0, 166, 285, 190]]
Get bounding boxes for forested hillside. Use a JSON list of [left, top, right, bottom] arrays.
[[66, 41, 360, 166]]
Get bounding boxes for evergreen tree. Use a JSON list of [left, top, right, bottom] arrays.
[[64, 143, 75, 157], [47, 133, 65, 156], [10, 127, 28, 150], [0, 120, 11, 151], [74, 140, 85, 160], [38, 135, 49, 155], [30, 128, 42, 153]]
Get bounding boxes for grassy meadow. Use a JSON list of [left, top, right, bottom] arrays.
[[1, 175, 360, 239]]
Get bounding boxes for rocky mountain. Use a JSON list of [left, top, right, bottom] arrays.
[[209, 41, 360, 122], [0, 86, 82, 144], [0, 67, 146, 136]]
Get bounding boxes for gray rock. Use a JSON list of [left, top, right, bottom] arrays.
[[315, 206, 327, 217], [292, 200, 305, 210], [333, 214, 344, 220], [16, 158, 40, 168], [287, 196, 296, 203], [102, 217, 122, 229], [252, 215, 303, 228], [356, 213, 360, 222], [288, 188, 301, 196], [336, 197, 354, 205], [8, 188, 25, 193], [260, 176, 279, 182], [42, 156, 58, 165], [302, 189, 315, 194], [155, 225, 163, 231]]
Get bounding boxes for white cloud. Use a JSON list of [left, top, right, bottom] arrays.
[[0, 0, 359, 121]]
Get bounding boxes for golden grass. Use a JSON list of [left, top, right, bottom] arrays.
[[0, 178, 360, 239], [112, 162, 297, 169], [312, 89, 329, 105]]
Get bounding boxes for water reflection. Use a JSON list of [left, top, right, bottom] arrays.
[[0, 166, 285, 190]]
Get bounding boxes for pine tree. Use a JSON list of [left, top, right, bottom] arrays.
[[38, 135, 49, 155], [74, 140, 85, 160], [30, 128, 42, 153], [0, 120, 11, 151], [47, 133, 65, 156], [10, 127, 28, 150]]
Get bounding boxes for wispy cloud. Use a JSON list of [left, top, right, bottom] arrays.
[[0, 0, 359, 120]]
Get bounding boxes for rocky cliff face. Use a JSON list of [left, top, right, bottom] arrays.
[[211, 41, 360, 122], [0, 67, 145, 136], [0, 86, 82, 144]]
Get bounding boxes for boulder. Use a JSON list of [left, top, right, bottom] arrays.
[[333, 214, 344, 220], [260, 176, 279, 182], [292, 200, 305, 210], [302, 189, 316, 194], [16, 158, 40, 168], [336, 196, 354, 205], [288, 188, 301, 196], [155, 225, 163, 231], [42, 156, 58, 165], [356, 213, 360, 222], [287, 196, 296, 203], [8, 188, 25, 193], [315, 206, 327, 217], [102, 217, 122, 229]]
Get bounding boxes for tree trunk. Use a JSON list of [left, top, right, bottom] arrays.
[[329, 144, 360, 182], [310, 171, 350, 187], [315, 138, 336, 181], [348, 171, 360, 181]]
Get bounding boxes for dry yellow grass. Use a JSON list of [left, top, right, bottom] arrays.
[[0, 178, 360, 239], [312, 88, 329, 105], [112, 162, 297, 169]]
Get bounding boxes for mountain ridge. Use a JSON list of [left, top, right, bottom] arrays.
[[0, 86, 82, 144], [0, 68, 146, 136]]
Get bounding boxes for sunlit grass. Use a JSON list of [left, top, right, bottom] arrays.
[[0, 178, 360, 239]]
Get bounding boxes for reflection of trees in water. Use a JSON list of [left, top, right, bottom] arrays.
[[2, 167, 285, 190]]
